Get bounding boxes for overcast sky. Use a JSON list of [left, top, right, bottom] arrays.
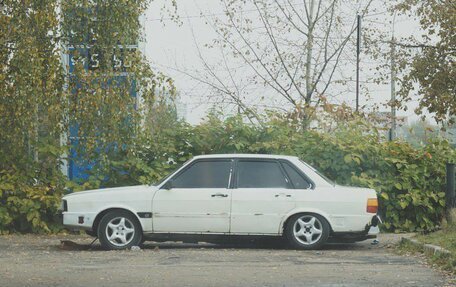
[[142, 0, 424, 124]]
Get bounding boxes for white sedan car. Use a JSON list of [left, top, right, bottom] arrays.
[[61, 154, 380, 250]]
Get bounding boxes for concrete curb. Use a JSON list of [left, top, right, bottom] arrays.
[[401, 237, 451, 257]]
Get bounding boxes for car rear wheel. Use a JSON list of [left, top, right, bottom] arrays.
[[98, 210, 142, 250], [285, 213, 330, 250]]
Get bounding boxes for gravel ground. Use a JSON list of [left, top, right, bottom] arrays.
[[0, 233, 453, 287]]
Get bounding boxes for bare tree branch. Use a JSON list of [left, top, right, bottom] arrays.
[[179, 0, 379, 127]]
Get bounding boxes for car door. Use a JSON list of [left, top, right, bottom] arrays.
[[230, 159, 297, 234], [152, 159, 233, 233]]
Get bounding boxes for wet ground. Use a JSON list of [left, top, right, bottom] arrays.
[[0, 233, 453, 287]]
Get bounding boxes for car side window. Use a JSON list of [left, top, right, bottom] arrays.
[[171, 160, 231, 188], [237, 160, 288, 188], [281, 161, 311, 189]]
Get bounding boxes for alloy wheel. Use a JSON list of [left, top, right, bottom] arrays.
[[292, 215, 323, 245], [105, 217, 136, 247]]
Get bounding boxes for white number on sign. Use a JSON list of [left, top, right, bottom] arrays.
[[90, 53, 99, 68], [113, 54, 122, 69]]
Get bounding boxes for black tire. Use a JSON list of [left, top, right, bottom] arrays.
[[98, 210, 143, 250], [284, 213, 330, 250]]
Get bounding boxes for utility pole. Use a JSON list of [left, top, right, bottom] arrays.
[[356, 14, 361, 113], [390, 36, 397, 141], [446, 163, 456, 222]]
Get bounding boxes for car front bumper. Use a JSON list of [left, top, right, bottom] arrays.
[[62, 211, 97, 230]]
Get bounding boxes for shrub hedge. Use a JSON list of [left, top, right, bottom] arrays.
[[1, 114, 454, 233]]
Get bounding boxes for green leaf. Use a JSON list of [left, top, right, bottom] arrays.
[[399, 201, 408, 209]]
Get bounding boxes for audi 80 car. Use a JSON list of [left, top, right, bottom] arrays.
[[61, 154, 380, 250]]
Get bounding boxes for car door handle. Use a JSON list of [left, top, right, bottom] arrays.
[[275, 193, 292, 198], [211, 193, 228, 198]]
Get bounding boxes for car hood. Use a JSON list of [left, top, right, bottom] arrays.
[[63, 185, 158, 199]]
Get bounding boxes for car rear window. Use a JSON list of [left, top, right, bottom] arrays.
[[281, 161, 311, 189], [237, 160, 288, 188]]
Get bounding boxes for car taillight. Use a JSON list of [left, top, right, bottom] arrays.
[[367, 198, 378, 213]]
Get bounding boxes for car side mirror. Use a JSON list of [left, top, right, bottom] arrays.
[[162, 181, 173, 190]]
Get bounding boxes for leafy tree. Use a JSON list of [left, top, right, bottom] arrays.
[[0, 0, 66, 233], [0, 0, 178, 232], [1, 0, 64, 170], [393, 1, 455, 124]]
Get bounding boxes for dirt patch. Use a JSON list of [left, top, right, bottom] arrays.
[[0, 233, 453, 287]]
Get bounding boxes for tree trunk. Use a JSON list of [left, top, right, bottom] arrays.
[[305, 0, 316, 104]]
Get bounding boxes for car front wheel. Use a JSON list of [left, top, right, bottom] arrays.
[[98, 210, 142, 250], [285, 213, 330, 250]]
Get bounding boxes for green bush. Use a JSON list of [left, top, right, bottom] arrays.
[[0, 168, 66, 234], [288, 127, 451, 232], [93, 114, 453, 232], [1, 113, 453, 233]]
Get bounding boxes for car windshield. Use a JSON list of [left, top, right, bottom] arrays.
[[299, 160, 335, 186]]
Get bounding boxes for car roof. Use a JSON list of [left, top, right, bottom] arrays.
[[192, 154, 298, 160]]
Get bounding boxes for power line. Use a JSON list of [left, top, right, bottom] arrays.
[[145, 2, 381, 22], [145, 2, 304, 22], [363, 10, 390, 18]]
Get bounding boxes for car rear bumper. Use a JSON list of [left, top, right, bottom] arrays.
[[367, 225, 380, 236], [364, 214, 382, 238], [367, 214, 382, 235], [330, 214, 381, 242], [370, 214, 382, 227]]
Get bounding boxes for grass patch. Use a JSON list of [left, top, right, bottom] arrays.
[[416, 228, 456, 255], [398, 237, 456, 275], [399, 210, 456, 274]]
